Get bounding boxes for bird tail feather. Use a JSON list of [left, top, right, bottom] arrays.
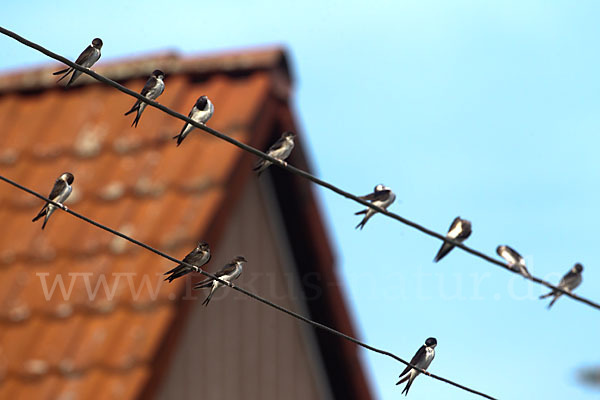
[[53, 67, 70, 76], [124, 103, 139, 116], [434, 242, 454, 263], [202, 288, 215, 306], [401, 377, 414, 396], [41, 214, 50, 230], [547, 295, 560, 309], [194, 279, 213, 290], [32, 208, 46, 222], [131, 112, 141, 128], [173, 134, 183, 146]]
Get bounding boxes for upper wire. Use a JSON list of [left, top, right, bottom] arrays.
[[0, 26, 595, 311]]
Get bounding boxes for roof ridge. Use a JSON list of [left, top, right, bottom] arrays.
[[0, 45, 290, 93]]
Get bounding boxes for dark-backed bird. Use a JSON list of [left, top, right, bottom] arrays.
[[164, 241, 211, 283], [355, 184, 396, 230], [52, 38, 102, 87], [433, 217, 471, 262], [540, 263, 583, 309], [496, 245, 530, 277], [124, 69, 165, 127], [32, 172, 74, 230], [396, 337, 437, 396], [173, 95, 214, 146], [194, 255, 246, 306], [253, 131, 296, 176]]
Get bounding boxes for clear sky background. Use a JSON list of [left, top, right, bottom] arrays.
[[2, 1, 600, 399]]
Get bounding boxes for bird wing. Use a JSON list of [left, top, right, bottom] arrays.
[[183, 249, 210, 267], [266, 136, 287, 153], [177, 107, 197, 134], [193, 278, 214, 288], [47, 179, 67, 201], [559, 270, 581, 289], [399, 345, 426, 378], [140, 76, 157, 97], [74, 45, 95, 65], [506, 246, 524, 261], [215, 262, 238, 278], [360, 189, 390, 202]]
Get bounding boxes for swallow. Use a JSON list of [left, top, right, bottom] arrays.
[[355, 184, 396, 230], [396, 337, 437, 396], [164, 241, 211, 283], [433, 217, 472, 262], [173, 95, 214, 146], [540, 263, 583, 309], [194, 255, 246, 306], [32, 172, 74, 230], [52, 38, 103, 87], [124, 69, 165, 127], [496, 245, 530, 277], [253, 131, 296, 176]]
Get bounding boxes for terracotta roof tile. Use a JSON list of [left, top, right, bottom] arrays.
[[15, 374, 62, 400], [0, 46, 358, 400], [94, 367, 150, 399]]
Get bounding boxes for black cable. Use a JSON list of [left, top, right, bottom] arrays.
[[0, 26, 595, 311], [0, 174, 497, 399]]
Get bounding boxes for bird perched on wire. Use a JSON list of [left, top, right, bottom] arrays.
[[540, 263, 583, 309], [396, 337, 437, 396], [124, 69, 165, 127], [354, 184, 396, 230], [433, 216, 471, 262], [496, 245, 530, 277], [32, 172, 74, 230], [164, 241, 211, 283], [194, 255, 246, 306], [52, 38, 102, 87], [173, 95, 214, 146], [253, 131, 296, 176]]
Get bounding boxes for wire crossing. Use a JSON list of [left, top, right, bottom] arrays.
[[0, 174, 497, 399]]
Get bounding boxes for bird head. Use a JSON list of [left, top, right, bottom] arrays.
[[92, 38, 103, 49], [233, 255, 247, 264], [573, 263, 584, 273], [196, 96, 209, 109], [425, 337, 437, 348], [60, 172, 75, 185], [152, 69, 165, 80], [197, 241, 209, 250]]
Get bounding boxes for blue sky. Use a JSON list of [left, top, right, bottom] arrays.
[[2, 1, 600, 398]]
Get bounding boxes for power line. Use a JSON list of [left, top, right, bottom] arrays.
[[1, 27, 595, 312], [0, 174, 497, 400]]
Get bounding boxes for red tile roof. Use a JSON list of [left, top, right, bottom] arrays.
[[0, 46, 372, 399]]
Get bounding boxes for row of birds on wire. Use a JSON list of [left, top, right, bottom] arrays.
[[28, 37, 583, 396]]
